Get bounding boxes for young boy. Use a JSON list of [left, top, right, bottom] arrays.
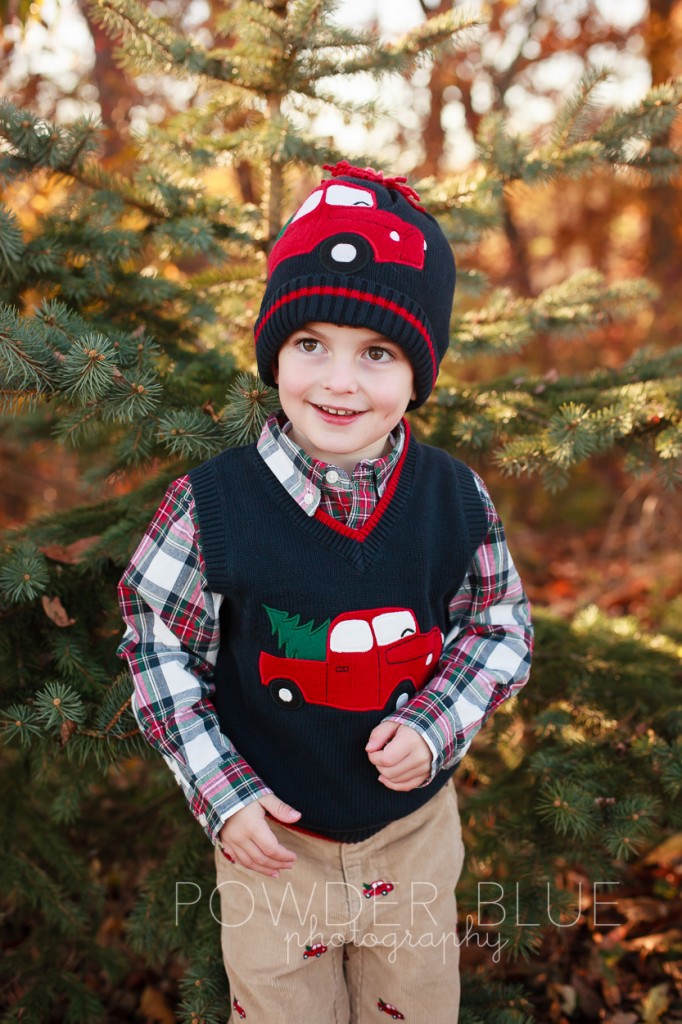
[[118, 162, 533, 1023]]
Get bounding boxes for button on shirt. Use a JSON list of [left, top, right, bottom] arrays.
[[117, 413, 533, 844], [258, 411, 403, 528]]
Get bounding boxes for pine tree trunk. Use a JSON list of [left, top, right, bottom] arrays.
[[646, 0, 682, 293]]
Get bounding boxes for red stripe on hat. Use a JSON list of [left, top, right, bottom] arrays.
[[255, 285, 437, 386], [313, 420, 411, 541]]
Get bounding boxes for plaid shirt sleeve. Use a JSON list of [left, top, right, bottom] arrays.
[[117, 476, 272, 844], [385, 471, 533, 782]]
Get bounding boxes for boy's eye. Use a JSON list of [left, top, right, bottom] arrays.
[[297, 338, 321, 353], [366, 346, 393, 362]]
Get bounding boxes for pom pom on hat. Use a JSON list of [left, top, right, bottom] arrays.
[[254, 163, 455, 410]]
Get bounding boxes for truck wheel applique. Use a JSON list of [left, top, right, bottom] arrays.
[[363, 879, 395, 899], [377, 997, 405, 1019], [260, 605, 442, 712]]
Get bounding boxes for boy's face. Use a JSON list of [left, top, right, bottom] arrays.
[[273, 322, 416, 472]]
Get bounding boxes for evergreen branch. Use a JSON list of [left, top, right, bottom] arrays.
[[86, 0, 184, 67], [285, 0, 329, 40], [0, 304, 61, 395], [382, 8, 486, 60], [156, 409, 226, 459], [616, 143, 682, 183], [104, 369, 163, 421], [0, 541, 50, 602], [0, 704, 43, 744], [34, 682, 87, 729], [0, 104, 177, 220], [303, 10, 485, 81], [222, 372, 281, 447], [595, 77, 682, 169], [297, 89, 381, 125], [52, 406, 108, 447], [88, 0, 254, 88], [0, 106, 102, 181], [77, 726, 140, 740], [56, 333, 118, 402], [0, 204, 25, 281], [102, 695, 132, 734], [451, 271, 657, 357], [551, 66, 611, 149], [12, 850, 89, 935]]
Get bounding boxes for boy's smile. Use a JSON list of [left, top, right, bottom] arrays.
[[273, 322, 416, 473]]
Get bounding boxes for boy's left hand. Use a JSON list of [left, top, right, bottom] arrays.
[[365, 722, 432, 791]]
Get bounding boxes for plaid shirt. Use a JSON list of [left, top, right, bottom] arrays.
[[118, 414, 533, 844]]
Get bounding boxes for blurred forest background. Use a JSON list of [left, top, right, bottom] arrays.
[[2, 0, 682, 623], [1, 1, 681, 1022]]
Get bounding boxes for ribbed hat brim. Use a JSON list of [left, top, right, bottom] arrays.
[[254, 275, 438, 410]]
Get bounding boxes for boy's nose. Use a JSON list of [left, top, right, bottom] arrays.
[[322, 358, 359, 393]]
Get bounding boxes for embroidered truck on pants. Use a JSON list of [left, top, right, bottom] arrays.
[[259, 607, 443, 712]]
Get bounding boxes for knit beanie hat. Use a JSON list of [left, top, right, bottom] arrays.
[[254, 161, 456, 410]]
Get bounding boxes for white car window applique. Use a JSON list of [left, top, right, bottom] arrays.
[[325, 184, 374, 208], [372, 611, 417, 646], [291, 189, 323, 222], [329, 619, 374, 653]]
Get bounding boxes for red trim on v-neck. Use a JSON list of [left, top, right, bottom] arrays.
[[313, 419, 411, 542]]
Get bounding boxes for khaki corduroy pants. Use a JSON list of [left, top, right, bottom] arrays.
[[214, 780, 465, 1023]]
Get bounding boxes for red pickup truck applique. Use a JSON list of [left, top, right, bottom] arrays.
[[260, 605, 442, 712], [377, 998, 405, 1020], [363, 879, 395, 899], [303, 942, 328, 960], [268, 178, 426, 277]]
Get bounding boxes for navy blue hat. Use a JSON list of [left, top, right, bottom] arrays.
[[254, 162, 456, 410]]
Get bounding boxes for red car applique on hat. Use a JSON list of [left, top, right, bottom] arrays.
[[363, 879, 395, 899], [377, 997, 405, 1019], [268, 179, 426, 276]]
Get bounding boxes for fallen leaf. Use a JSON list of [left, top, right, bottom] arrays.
[[570, 971, 603, 1018], [642, 832, 682, 866], [550, 983, 577, 1015], [616, 896, 669, 925], [139, 984, 176, 1024], [41, 536, 101, 564], [41, 596, 76, 627], [640, 983, 670, 1024], [628, 929, 682, 954]]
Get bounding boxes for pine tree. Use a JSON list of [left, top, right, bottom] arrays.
[[1, 2, 681, 1021], [264, 604, 330, 660]]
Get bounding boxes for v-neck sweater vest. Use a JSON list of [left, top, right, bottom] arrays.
[[189, 430, 488, 842]]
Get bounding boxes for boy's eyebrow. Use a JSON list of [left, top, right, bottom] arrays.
[[295, 324, 326, 339], [296, 324, 395, 345]]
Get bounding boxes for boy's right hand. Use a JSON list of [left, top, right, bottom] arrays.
[[218, 794, 301, 877]]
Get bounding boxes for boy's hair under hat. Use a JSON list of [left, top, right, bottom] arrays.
[[254, 162, 456, 410]]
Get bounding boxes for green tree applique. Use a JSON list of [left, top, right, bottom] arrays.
[[264, 605, 330, 661]]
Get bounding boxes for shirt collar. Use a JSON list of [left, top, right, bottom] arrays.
[[257, 412, 405, 516]]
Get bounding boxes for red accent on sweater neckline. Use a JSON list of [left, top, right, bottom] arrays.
[[313, 419, 411, 542]]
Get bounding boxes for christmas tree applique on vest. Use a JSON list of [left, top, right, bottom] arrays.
[[259, 604, 443, 713]]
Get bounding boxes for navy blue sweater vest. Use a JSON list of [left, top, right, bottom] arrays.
[[189, 432, 488, 841]]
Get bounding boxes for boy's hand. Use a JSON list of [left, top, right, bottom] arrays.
[[365, 722, 432, 791], [218, 794, 301, 877]]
